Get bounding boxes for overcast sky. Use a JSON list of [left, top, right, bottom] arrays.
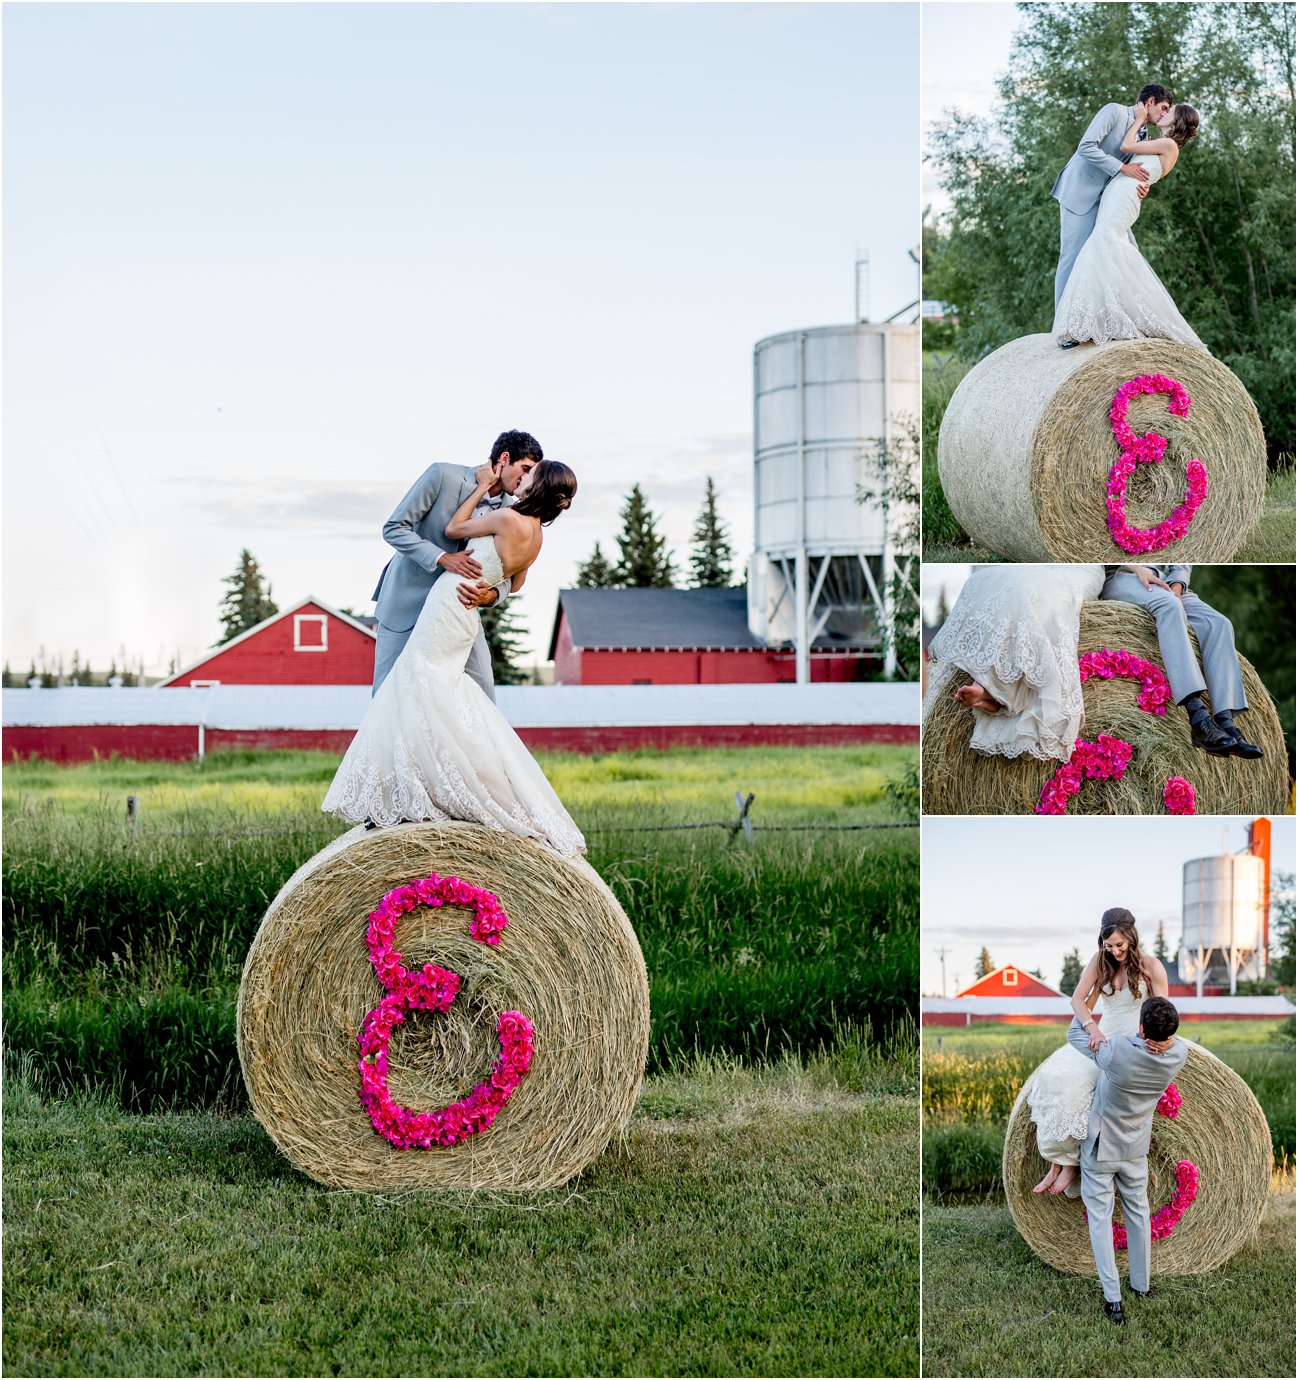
[[2, 1, 920, 674], [921, 0, 1021, 220], [921, 815, 1297, 996]]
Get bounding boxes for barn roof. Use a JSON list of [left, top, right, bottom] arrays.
[[156, 596, 376, 687], [955, 965, 1064, 999], [547, 587, 869, 659]]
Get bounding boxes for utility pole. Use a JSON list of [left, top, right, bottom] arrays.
[[934, 945, 952, 998]]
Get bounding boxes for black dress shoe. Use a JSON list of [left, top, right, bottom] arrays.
[[363, 817, 379, 830], [1103, 1300, 1125, 1325], [1059, 338, 1080, 349], [1213, 716, 1264, 759], [1189, 714, 1236, 755]]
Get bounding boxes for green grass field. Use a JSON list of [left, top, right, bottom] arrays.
[[921, 1192, 1295, 1378], [2, 1043, 919, 1378]]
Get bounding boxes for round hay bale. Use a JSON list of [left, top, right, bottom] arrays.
[[937, 334, 1266, 562], [1004, 1043, 1272, 1276], [237, 822, 650, 1191], [922, 601, 1289, 815]]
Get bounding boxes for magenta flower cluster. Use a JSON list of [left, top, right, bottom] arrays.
[[1036, 649, 1194, 814], [1112, 1160, 1199, 1249], [1163, 777, 1197, 815], [356, 873, 534, 1150], [1077, 647, 1174, 715], [1105, 373, 1207, 554], [1156, 1081, 1183, 1119]]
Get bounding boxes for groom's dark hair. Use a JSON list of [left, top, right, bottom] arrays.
[[1137, 84, 1174, 106], [490, 430, 544, 466], [1140, 996, 1180, 1042]]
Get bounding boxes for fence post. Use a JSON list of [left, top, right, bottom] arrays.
[[126, 795, 139, 831], [728, 791, 755, 847]]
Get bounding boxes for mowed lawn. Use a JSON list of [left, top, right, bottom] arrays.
[[921, 1190, 1295, 1378], [3, 1052, 919, 1378]]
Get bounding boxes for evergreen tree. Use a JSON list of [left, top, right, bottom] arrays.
[[1154, 921, 1170, 963], [613, 485, 674, 588], [1271, 872, 1296, 987], [1, 662, 12, 689], [218, 549, 278, 643], [973, 947, 994, 980], [481, 599, 530, 687], [1060, 949, 1084, 994], [688, 476, 734, 587], [576, 542, 616, 588]]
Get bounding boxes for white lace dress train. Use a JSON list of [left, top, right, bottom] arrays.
[[1023, 984, 1142, 1165], [924, 565, 1104, 761], [1053, 152, 1207, 349], [323, 536, 585, 857]]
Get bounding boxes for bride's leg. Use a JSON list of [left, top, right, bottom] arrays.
[[1033, 1163, 1063, 1193], [954, 682, 1004, 713], [1049, 1163, 1078, 1194]]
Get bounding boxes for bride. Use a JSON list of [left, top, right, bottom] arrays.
[[323, 459, 585, 857], [1054, 103, 1205, 349], [1024, 910, 1170, 1196]]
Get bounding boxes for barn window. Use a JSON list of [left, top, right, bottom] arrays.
[[189, 679, 220, 688], [1004, 968, 1018, 986], [295, 614, 328, 651], [631, 678, 652, 685]]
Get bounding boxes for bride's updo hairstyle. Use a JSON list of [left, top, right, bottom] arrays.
[[511, 460, 577, 526], [1096, 907, 1147, 1000], [1165, 103, 1200, 147]]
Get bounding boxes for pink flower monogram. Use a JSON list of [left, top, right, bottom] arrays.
[[357, 873, 534, 1150], [1105, 373, 1207, 554]]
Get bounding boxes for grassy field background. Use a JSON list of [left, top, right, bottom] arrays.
[[2, 744, 921, 1375]]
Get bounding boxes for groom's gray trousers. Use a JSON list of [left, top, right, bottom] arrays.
[[1101, 571, 1246, 711], [372, 622, 495, 703], [1080, 1140, 1152, 1302], [1056, 204, 1101, 309]]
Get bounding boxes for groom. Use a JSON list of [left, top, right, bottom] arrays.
[[1051, 83, 1174, 315], [1101, 565, 1264, 758], [370, 430, 544, 699], [1065, 995, 1188, 1324]]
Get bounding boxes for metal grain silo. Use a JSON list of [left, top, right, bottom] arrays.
[[1180, 852, 1267, 995], [748, 320, 920, 681]]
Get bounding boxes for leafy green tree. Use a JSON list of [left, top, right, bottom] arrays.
[[1271, 872, 1295, 987], [218, 549, 278, 643], [929, 1, 1295, 460], [689, 477, 734, 587], [481, 599, 530, 687], [1060, 948, 1084, 994], [613, 485, 674, 588], [857, 417, 921, 677], [576, 542, 616, 588], [973, 948, 995, 980]]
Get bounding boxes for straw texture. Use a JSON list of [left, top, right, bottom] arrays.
[[237, 822, 650, 1190], [937, 334, 1265, 561], [1004, 1043, 1273, 1275], [922, 601, 1289, 815]]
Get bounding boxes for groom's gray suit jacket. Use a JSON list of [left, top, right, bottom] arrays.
[[1066, 1017, 1188, 1302], [370, 463, 512, 696], [1052, 102, 1141, 308]]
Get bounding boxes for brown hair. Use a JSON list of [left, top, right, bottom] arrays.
[[1165, 103, 1199, 147], [1141, 995, 1180, 1042], [511, 460, 576, 526], [1096, 907, 1147, 1001]]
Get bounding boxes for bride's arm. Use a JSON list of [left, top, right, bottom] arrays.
[[1145, 956, 1169, 998], [446, 468, 508, 539], [1070, 953, 1106, 1048]]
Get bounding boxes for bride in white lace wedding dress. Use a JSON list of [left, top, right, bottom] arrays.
[[925, 565, 1105, 761], [323, 461, 585, 857], [1054, 103, 1206, 348], [1023, 910, 1170, 1196]]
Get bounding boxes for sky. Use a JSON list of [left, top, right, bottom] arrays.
[[2, 1, 921, 675], [921, 815, 1297, 996], [921, 0, 1022, 220]]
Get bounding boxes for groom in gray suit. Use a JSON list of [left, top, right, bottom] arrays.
[[1101, 565, 1263, 758], [1051, 84, 1173, 314], [370, 430, 544, 698], [1066, 995, 1188, 1324]]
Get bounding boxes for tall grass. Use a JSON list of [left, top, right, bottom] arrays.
[[3, 751, 919, 1107]]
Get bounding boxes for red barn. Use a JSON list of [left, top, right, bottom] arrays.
[[956, 966, 1063, 1000], [549, 587, 870, 686], [159, 597, 376, 687]]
